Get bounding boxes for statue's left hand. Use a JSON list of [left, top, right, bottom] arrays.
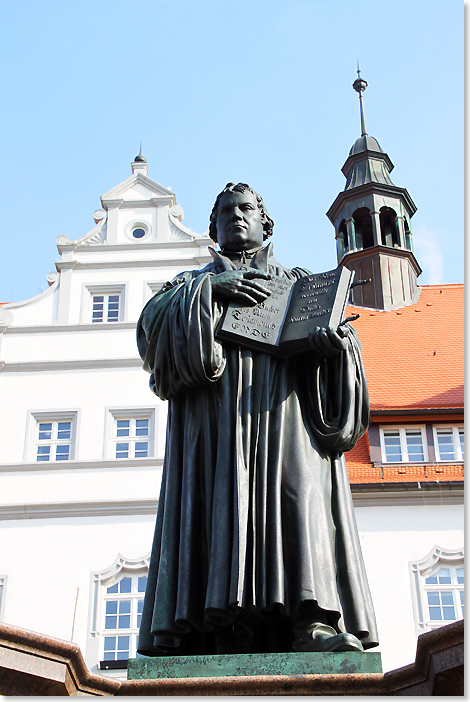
[[308, 326, 349, 357]]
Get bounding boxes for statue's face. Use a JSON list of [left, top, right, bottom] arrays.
[[215, 190, 265, 251]]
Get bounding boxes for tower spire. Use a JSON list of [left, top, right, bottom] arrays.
[[353, 63, 368, 137], [326, 71, 421, 310]]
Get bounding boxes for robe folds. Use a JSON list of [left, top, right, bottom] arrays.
[[137, 244, 379, 654]]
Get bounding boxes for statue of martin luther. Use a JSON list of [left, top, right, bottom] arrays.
[[136, 183, 379, 655]]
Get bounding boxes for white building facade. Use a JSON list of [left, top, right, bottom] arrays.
[[0, 157, 463, 678]]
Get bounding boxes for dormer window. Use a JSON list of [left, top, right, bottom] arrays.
[[379, 426, 428, 463]]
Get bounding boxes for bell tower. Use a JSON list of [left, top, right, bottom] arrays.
[[327, 69, 421, 310]]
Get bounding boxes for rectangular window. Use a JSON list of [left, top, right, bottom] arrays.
[[106, 409, 155, 460], [433, 426, 464, 462], [92, 293, 121, 323], [424, 565, 464, 625], [114, 418, 150, 459], [35, 418, 75, 462], [103, 635, 130, 661], [427, 590, 456, 621], [83, 284, 125, 324], [380, 426, 427, 463], [101, 573, 148, 663]]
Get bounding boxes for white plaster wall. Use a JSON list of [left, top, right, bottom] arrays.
[[2, 285, 58, 326], [1, 329, 139, 363], [0, 366, 167, 464], [355, 503, 464, 673], [115, 206, 160, 244], [1, 463, 163, 506], [0, 514, 156, 674]]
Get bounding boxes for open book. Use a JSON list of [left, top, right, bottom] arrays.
[[216, 266, 354, 356]]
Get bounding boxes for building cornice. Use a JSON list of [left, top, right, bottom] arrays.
[[0, 358, 143, 372], [370, 408, 464, 417], [102, 197, 175, 209], [0, 457, 163, 473], [341, 245, 422, 277], [4, 322, 138, 334], [351, 481, 464, 507], [0, 481, 460, 519], [55, 257, 210, 271], [327, 182, 417, 223], [57, 239, 211, 254], [0, 499, 159, 520]]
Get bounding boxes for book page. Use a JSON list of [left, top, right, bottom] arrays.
[[216, 276, 294, 348], [280, 269, 343, 346]]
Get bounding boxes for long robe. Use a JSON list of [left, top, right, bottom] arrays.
[[137, 244, 379, 654]]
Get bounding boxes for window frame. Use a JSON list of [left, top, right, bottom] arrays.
[[87, 554, 150, 671], [124, 220, 151, 242], [433, 425, 464, 462], [82, 284, 126, 324], [410, 546, 464, 635], [424, 566, 464, 624], [104, 408, 156, 460], [101, 572, 148, 666], [379, 425, 428, 464], [26, 411, 78, 463]]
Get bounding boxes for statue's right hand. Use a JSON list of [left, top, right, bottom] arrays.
[[211, 270, 272, 306]]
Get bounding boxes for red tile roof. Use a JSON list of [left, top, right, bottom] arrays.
[[347, 285, 464, 411], [344, 284, 464, 485]]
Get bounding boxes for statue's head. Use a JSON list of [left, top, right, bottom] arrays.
[[209, 183, 274, 248]]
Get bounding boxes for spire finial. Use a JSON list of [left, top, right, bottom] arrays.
[[134, 141, 147, 163], [132, 141, 149, 175], [352, 63, 368, 137]]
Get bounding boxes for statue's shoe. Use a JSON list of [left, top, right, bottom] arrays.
[[293, 623, 364, 653], [312, 632, 364, 653]]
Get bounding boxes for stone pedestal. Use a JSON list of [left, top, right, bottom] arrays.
[[128, 651, 382, 680], [122, 652, 384, 695]]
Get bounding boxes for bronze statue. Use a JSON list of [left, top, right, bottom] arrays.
[[137, 183, 378, 656]]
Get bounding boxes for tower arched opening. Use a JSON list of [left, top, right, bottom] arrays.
[[352, 208, 374, 250], [404, 218, 413, 251], [336, 219, 347, 259], [380, 207, 399, 248]]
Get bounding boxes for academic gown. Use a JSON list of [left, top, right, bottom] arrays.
[[136, 244, 379, 654]]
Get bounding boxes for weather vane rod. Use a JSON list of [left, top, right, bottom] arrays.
[[352, 62, 368, 137]]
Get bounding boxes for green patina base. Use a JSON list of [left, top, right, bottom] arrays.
[[127, 651, 382, 680]]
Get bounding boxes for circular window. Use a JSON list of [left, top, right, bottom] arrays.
[[124, 221, 151, 242], [132, 227, 146, 239]]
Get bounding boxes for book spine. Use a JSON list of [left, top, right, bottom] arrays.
[[330, 268, 354, 330]]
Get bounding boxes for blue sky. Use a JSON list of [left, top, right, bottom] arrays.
[[0, 0, 463, 303]]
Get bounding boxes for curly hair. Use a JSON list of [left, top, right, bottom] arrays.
[[209, 183, 274, 244]]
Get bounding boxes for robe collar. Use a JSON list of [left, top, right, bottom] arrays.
[[209, 243, 273, 272]]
